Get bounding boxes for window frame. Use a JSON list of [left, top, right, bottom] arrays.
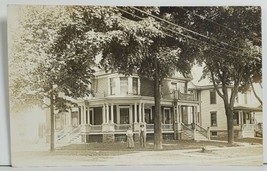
[[210, 111, 217, 127], [210, 90, 216, 104]]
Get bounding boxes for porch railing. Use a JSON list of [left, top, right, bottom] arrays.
[[162, 124, 173, 131], [90, 125, 102, 132], [146, 124, 154, 131], [56, 127, 69, 142], [194, 124, 209, 139], [181, 123, 194, 139], [173, 90, 196, 101], [69, 125, 81, 139], [115, 124, 131, 132], [140, 124, 174, 132]]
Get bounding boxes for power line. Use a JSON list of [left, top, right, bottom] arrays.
[[130, 6, 248, 54], [179, 7, 237, 34], [179, 7, 262, 46], [118, 8, 241, 57]]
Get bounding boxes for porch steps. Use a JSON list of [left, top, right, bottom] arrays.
[[69, 134, 81, 144], [181, 130, 194, 140]]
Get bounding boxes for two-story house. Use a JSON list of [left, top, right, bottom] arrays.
[[54, 70, 204, 144], [188, 82, 262, 139]]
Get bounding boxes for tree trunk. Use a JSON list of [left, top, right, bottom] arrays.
[[225, 105, 234, 144], [154, 72, 163, 150], [50, 92, 55, 151]]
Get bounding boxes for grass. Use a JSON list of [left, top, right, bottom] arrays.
[[56, 139, 238, 154]]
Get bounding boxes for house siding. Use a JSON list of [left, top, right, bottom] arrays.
[[200, 89, 227, 131]]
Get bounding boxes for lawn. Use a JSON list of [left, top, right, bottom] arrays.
[[57, 139, 237, 153]]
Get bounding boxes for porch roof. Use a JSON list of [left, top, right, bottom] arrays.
[[233, 105, 262, 112]]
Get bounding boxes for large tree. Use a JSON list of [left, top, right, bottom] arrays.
[[9, 5, 97, 151], [170, 7, 261, 144], [54, 6, 197, 149]]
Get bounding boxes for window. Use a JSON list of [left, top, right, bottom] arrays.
[[164, 108, 171, 124], [171, 82, 178, 91], [211, 131, 217, 137], [120, 77, 128, 95], [132, 77, 138, 95], [145, 109, 153, 124], [210, 90, 216, 104], [120, 107, 129, 124], [110, 78, 116, 95], [178, 82, 186, 93], [210, 112, 217, 127]]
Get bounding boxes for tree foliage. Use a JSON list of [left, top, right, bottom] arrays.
[[174, 6, 262, 144]]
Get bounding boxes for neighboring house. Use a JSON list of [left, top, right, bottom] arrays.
[[188, 83, 262, 139]]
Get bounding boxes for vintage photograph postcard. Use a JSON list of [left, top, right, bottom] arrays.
[[8, 5, 263, 166]]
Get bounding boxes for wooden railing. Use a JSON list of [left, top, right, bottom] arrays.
[[56, 125, 81, 143], [162, 124, 173, 131], [173, 90, 197, 101], [181, 123, 194, 138], [194, 124, 209, 139], [90, 125, 102, 132], [114, 124, 131, 132], [146, 124, 154, 131]]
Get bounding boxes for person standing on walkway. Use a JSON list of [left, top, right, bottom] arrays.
[[140, 124, 146, 148], [126, 126, 135, 148]]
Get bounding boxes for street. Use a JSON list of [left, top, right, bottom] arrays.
[[12, 144, 263, 166]]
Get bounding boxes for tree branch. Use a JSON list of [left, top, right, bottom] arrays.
[[251, 80, 262, 105]]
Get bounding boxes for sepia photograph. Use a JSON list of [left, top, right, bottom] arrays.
[[8, 5, 262, 166]]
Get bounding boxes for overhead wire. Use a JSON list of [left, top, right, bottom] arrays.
[[130, 6, 250, 54], [118, 7, 241, 58]]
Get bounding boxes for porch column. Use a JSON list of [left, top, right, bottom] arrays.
[[129, 105, 133, 124], [179, 105, 182, 123], [102, 104, 106, 123], [106, 103, 109, 123], [116, 105, 120, 124], [87, 106, 91, 124], [134, 103, 137, 123], [139, 102, 142, 123], [176, 103, 179, 123], [138, 78, 140, 95], [111, 104, 114, 123], [83, 106, 86, 124], [192, 106, 195, 124], [81, 105, 84, 125], [142, 103, 145, 122]]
